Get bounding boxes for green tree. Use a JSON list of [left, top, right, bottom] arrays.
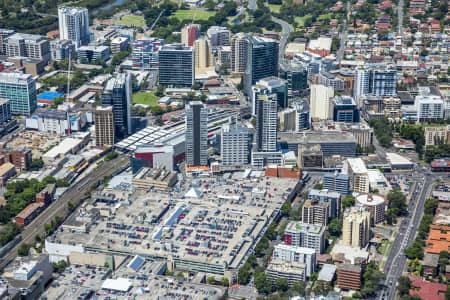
[[204, 0, 216, 10], [207, 276, 216, 285], [291, 281, 306, 296], [221, 277, 229, 286], [238, 263, 251, 284], [254, 271, 271, 294], [17, 243, 31, 256], [342, 195, 355, 209], [328, 218, 342, 237], [281, 201, 291, 216], [313, 183, 323, 189], [275, 278, 289, 292], [397, 276, 412, 296], [155, 85, 165, 97]]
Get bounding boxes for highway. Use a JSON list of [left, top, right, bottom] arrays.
[[0, 156, 129, 269], [378, 169, 436, 300]]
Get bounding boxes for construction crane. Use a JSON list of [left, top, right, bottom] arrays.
[[149, 9, 166, 31], [65, 49, 72, 135]]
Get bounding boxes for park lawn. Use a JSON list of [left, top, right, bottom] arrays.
[[295, 14, 312, 26], [173, 9, 215, 21], [115, 15, 145, 27], [268, 4, 281, 13], [133, 92, 159, 107], [318, 13, 333, 20]]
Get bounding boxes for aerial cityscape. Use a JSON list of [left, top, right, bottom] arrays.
[[0, 0, 446, 299]]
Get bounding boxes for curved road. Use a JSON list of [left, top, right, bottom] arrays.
[[271, 16, 292, 62]]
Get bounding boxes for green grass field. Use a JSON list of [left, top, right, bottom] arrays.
[[268, 4, 281, 13], [133, 92, 159, 106], [295, 14, 312, 26], [173, 9, 215, 21], [115, 15, 145, 27]]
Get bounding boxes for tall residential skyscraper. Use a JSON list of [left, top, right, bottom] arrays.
[[0, 72, 36, 116], [185, 101, 208, 167], [101, 73, 132, 140], [94, 105, 115, 146], [302, 199, 329, 226], [194, 38, 214, 77], [58, 6, 90, 48], [230, 33, 248, 73], [206, 26, 230, 47], [353, 69, 397, 104], [243, 36, 279, 96], [221, 117, 249, 166], [255, 94, 278, 152], [342, 207, 371, 248], [181, 24, 200, 47], [159, 44, 194, 87], [310, 84, 334, 120], [251, 76, 287, 114]]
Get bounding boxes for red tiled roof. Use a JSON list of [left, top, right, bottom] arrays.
[[408, 275, 446, 300]]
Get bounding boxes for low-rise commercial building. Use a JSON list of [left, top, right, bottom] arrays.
[[266, 259, 306, 284], [337, 264, 362, 290]]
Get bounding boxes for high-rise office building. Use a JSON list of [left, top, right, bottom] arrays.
[[102, 73, 132, 140], [353, 69, 397, 104], [206, 26, 230, 47], [194, 38, 214, 77], [243, 36, 279, 96], [279, 60, 308, 97], [323, 171, 350, 195], [251, 77, 287, 114], [159, 44, 194, 87], [0, 99, 11, 124], [342, 207, 371, 248], [181, 24, 200, 47], [221, 117, 249, 166], [185, 101, 208, 167], [230, 33, 248, 73], [3, 33, 50, 63], [94, 105, 115, 146], [333, 96, 360, 123], [255, 94, 278, 152], [58, 6, 90, 48], [0, 72, 36, 116], [310, 84, 334, 120]]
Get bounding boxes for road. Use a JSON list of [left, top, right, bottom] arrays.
[[336, 1, 350, 63], [0, 156, 129, 268], [378, 170, 436, 300], [397, 0, 404, 34], [271, 16, 292, 62], [248, 0, 256, 11]]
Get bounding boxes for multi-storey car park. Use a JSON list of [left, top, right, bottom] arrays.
[[45, 172, 301, 278]]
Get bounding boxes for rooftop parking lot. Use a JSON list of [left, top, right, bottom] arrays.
[[49, 173, 300, 274]]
